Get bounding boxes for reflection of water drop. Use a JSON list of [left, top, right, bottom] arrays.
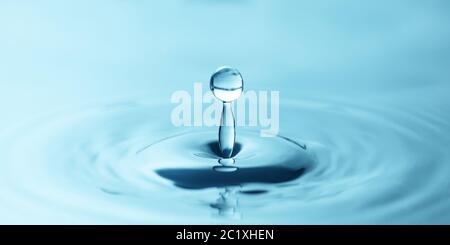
[[214, 158, 237, 172], [213, 165, 238, 173], [148, 131, 312, 189], [210, 188, 241, 219]]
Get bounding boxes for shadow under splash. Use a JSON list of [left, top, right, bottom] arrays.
[[205, 141, 243, 158], [156, 141, 311, 189], [156, 166, 307, 189]]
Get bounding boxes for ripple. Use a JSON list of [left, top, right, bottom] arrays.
[[0, 98, 449, 224]]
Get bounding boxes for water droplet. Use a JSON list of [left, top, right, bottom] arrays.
[[218, 158, 235, 166], [210, 66, 244, 159], [213, 165, 239, 173], [210, 66, 243, 103]]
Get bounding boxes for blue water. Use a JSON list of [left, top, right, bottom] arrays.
[[1, 0, 450, 224]]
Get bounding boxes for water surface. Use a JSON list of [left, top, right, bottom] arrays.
[[0, 0, 449, 224]]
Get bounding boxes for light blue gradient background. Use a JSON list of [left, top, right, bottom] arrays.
[[0, 0, 450, 224], [2, 0, 449, 123]]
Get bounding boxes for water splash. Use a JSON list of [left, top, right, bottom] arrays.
[[210, 67, 244, 159], [0, 96, 449, 224]]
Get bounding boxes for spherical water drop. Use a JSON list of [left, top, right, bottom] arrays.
[[210, 67, 244, 102]]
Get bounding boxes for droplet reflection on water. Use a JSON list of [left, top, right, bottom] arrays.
[[147, 131, 311, 189]]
